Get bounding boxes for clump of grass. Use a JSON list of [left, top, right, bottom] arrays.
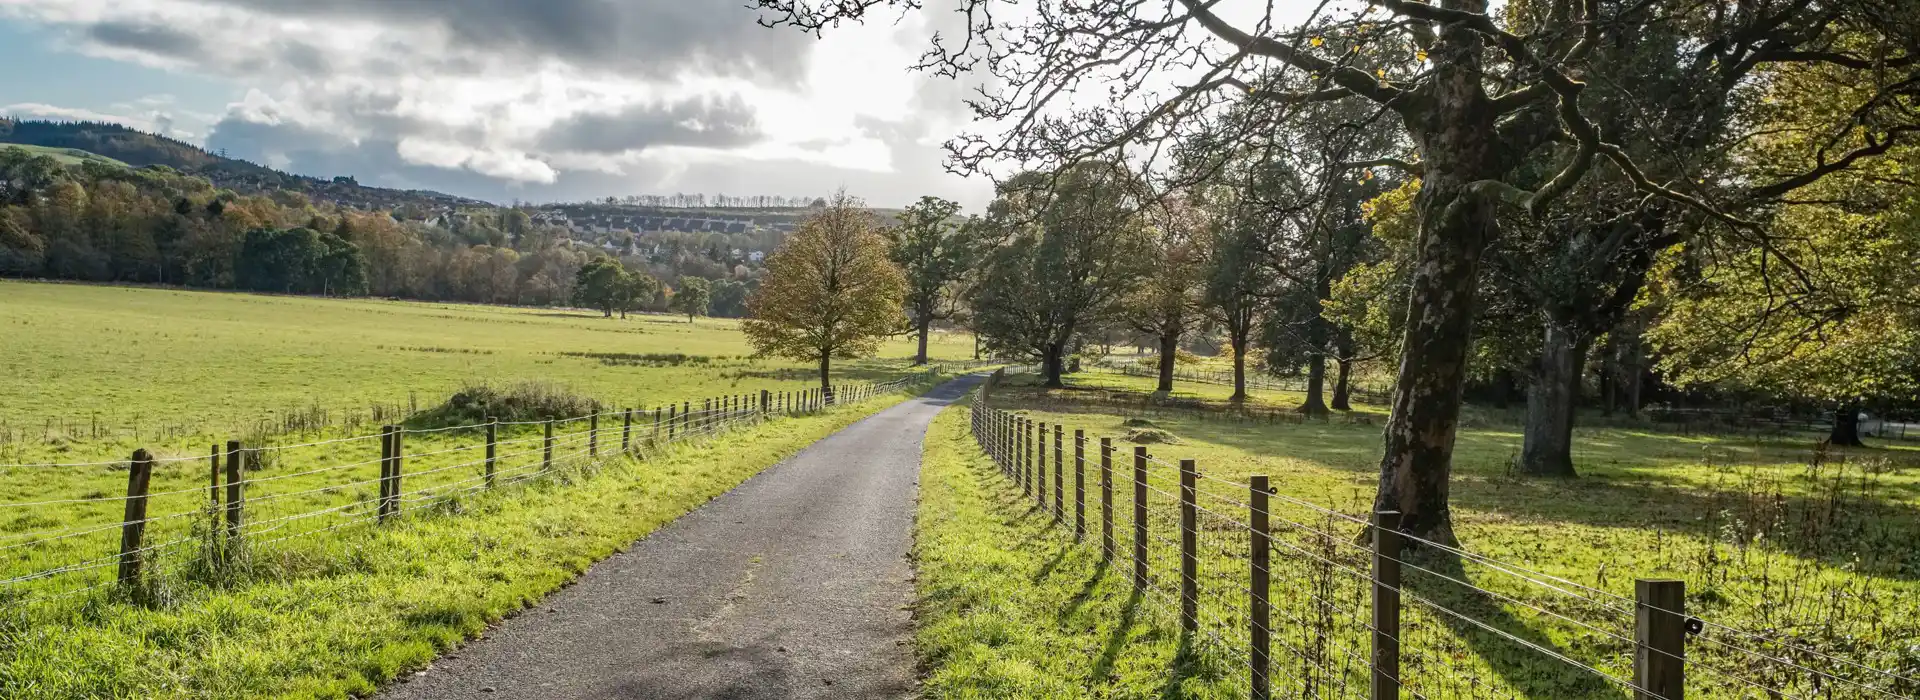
[[405, 381, 602, 429], [558, 351, 719, 367], [1124, 427, 1180, 444]]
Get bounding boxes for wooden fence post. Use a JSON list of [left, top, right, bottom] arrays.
[[224, 440, 244, 543], [543, 420, 554, 470], [622, 409, 632, 452], [653, 406, 662, 444], [1250, 474, 1272, 700], [208, 443, 221, 527], [704, 399, 712, 433], [117, 449, 155, 588], [1372, 510, 1403, 700], [667, 404, 678, 441], [1133, 446, 1148, 590], [388, 428, 405, 520], [761, 390, 770, 418], [1027, 419, 1037, 499], [1636, 579, 1687, 700], [485, 417, 497, 488], [379, 426, 393, 520], [1179, 459, 1197, 635], [1054, 424, 1065, 522], [1074, 430, 1086, 541], [1037, 421, 1048, 510], [590, 413, 600, 457], [1101, 438, 1113, 562]]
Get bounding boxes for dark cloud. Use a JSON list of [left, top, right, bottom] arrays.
[[194, 0, 814, 83], [537, 96, 761, 155], [85, 20, 206, 61]]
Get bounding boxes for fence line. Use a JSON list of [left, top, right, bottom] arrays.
[[1, 371, 943, 605], [963, 368, 1920, 699]]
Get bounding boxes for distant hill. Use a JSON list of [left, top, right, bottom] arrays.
[[0, 118, 493, 211], [0, 143, 133, 169]]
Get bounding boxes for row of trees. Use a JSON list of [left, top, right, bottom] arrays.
[[0, 148, 771, 318], [585, 193, 830, 209], [759, 0, 1920, 543]]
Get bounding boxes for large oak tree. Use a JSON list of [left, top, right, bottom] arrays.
[[757, 0, 1920, 542]]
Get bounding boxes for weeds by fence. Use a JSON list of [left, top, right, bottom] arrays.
[[1, 373, 932, 608], [964, 369, 1920, 699]]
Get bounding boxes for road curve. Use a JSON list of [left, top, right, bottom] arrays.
[[379, 375, 981, 700]]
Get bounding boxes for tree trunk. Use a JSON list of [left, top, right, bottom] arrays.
[[1155, 331, 1178, 393], [1230, 335, 1248, 403], [818, 352, 833, 400], [1300, 353, 1330, 416], [1519, 324, 1588, 478], [1829, 404, 1864, 446], [1331, 357, 1353, 411], [914, 316, 931, 366], [1043, 343, 1066, 388], [1369, 120, 1505, 543]]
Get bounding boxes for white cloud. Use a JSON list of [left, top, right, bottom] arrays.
[[0, 0, 996, 208]]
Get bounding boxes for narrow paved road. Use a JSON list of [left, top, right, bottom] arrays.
[[380, 376, 980, 700]]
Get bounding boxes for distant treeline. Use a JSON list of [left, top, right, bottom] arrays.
[[0, 146, 760, 315]]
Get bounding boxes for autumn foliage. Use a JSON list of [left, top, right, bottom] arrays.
[[743, 193, 908, 392]]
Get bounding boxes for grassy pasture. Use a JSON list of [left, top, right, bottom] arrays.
[[0, 279, 974, 464], [914, 370, 1920, 698], [0, 391, 925, 699]]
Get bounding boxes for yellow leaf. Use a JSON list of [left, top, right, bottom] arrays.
[[1416, 50, 1428, 62], [1311, 36, 1324, 47], [1376, 68, 1387, 77]]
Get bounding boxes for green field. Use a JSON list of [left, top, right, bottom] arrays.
[[0, 280, 977, 697], [914, 370, 1920, 698], [1, 391, 924, 699], [0, 280, 975, 464], [0, 144, 131, 168]]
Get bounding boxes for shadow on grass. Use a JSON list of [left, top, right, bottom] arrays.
[[1155, 632, 1203, 699], [995, 388, 1920, 581], [1091, 588, 1145, 685], [1058, 557, 1111, 623], [1402, 547, 1617, 699]]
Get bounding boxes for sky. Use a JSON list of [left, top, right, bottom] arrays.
[[0, 0, 997, 209]]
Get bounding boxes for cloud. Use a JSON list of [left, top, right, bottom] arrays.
[[0, 0, 997, 208], [84, 19, 205, 60], [538, 96, 761, 156]]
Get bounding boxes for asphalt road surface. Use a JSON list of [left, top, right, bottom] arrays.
[[379, 375, 981, 700]]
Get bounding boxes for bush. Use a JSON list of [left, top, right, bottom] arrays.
[[406, 381, 601, 429]]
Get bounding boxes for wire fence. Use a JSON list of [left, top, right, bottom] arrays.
[[964, 369, 1920, 699], [1, 374, 936, 607]]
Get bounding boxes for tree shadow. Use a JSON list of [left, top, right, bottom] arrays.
[[1401, 547, 1620, 699]]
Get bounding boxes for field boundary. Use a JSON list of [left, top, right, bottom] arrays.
[[2, 371, 961, 608], [959, 369, 1920, 699]]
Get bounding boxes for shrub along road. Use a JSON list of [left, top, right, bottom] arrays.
[[380, 375, 983, 700]]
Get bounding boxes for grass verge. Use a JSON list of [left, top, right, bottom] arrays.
[[914, 398, 1240, 699], [0, 390, 921, 699]]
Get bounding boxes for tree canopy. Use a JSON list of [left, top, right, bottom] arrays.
[[743, 193, 909, 391]]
